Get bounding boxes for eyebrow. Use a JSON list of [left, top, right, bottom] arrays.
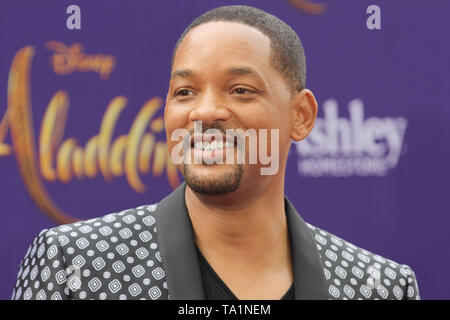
[[170, 69, 193, 80], [226, 67, 257, 76], [226, 66, 268, 89]]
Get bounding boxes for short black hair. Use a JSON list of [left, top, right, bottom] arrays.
[[170, 5, 306, 93]]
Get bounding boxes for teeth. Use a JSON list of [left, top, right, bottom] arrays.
[[193, 140, 234, 150]]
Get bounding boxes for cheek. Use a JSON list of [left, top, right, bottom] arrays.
[[244, 101, 292, 152], [164, 102, 192, 128], [165, 104, 182, 124], [233, 103, 272, 130], [237, 106, 284, 132], [164, 106, 187, 152]]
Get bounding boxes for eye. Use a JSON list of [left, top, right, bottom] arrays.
[[174, 89, 194, 97], [232, 87, 254, 95]]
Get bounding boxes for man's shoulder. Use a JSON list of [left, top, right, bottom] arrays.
[[45, 203, 160, 242], [13, 202, 169, 300], [305, 222, 420, 300]]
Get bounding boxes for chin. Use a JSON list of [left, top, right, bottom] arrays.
[[183, 163, 244, 195]]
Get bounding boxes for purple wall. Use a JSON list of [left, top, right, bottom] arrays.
[[1, 0, 449, 299]]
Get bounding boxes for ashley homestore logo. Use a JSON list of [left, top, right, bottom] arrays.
[[295, 99, 408, 177]]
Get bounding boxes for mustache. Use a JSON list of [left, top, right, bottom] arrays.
[[188, 122, 232, 136]]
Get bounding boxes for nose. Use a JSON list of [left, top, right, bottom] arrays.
[[188, 88, 231, 125]]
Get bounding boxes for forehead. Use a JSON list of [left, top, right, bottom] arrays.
[[173, 21, 273, 73]]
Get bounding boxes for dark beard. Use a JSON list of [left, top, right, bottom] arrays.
[[183, 163, 244, 195]]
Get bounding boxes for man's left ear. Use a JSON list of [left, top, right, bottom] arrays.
[[290, 89, 318, 141]]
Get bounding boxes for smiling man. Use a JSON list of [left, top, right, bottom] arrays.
[[12, 5, 419, 300]]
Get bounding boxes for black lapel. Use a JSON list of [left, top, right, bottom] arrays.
[[155, 182, 205, 300], [284, 196, 329, 300]]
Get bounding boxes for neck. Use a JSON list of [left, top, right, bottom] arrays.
[[185, 176, 292, 282]]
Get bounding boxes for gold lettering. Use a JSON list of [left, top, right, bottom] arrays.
[[139, 133, 155, 174], [110, 135, 127, 176], [72, 146, 84, 179], [125, 97, 161, 193], [57, 138, 77, 183], [98, 96, 127, 181], [39, 90, 69, 181], [7, 46, 77, 224], [0, 109, 12, 156], [45, 41, 115, 79], [84, 135, 99, 178], [152, 141, 166, 177], [3, 44, 182, 224]]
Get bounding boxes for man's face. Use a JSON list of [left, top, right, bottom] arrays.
[[165, 21, 295, 195]]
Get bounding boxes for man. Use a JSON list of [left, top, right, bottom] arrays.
[[12, 5, 419, 300]]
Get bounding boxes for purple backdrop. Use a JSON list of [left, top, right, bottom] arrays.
[[1, 0, 449, 299]]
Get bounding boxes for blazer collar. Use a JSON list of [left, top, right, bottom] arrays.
[[284, 196, 329, 299], [156, 182, 205, 300], [156, 182, 329, 300]]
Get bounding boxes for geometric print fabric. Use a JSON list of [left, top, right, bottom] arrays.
[[12, 203, 420, 300], [12, 204, 168, 300], [306, 223, 420, 300]]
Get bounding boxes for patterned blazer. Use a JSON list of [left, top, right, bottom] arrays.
[[12, 182, 420, 300]]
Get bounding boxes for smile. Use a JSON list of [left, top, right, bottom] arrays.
[[192, 140, 235, 151]]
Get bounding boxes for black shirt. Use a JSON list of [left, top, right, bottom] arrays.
[[196, 246, 295, 300]]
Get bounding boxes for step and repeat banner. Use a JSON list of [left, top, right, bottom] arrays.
[[0, 0, 449, 299]]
